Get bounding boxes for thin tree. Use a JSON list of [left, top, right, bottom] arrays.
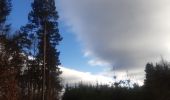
[[42, 0, 47, 99]]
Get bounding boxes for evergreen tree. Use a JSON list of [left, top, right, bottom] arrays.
[[144, 62, 170, 100], [0, 0, 18, 99], [1, 32, 30, 100], [20, 0, 62, 99], [0, 1, 31, 99]]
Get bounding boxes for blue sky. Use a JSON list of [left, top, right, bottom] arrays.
[[9, 0, 170, 85]]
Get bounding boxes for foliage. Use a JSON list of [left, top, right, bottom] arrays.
[[0, 0, 23, 100], [62, 61, 170, 100], [18, 0, 63, 100], [62, 81, 144, 100], [144, 61, 170, 100], [0, 0, 62, 100]]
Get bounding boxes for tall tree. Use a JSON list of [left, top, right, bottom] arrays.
[[0, 0, 31, 99], [0, 0, 19, 99], [20, 0, 63, 99]]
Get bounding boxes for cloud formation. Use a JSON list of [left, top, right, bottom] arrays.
[[60, 66, 114, 85], [58, 0, 170, 70], [60, 66, 143, 86]]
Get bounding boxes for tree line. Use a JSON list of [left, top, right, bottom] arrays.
[[0, 0, 62, 100], [62, 61, 170, 100]]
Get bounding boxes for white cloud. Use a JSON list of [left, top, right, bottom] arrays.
[[88, 59, 110, 67], [57, 0, 170, 83], [60, 66, 143, 86], [83, 50, 93, 57], [60, 66, 114, 85]]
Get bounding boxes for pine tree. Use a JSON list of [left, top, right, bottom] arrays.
[[20, 0, 63, 99], [0, 0, 17, 99], [0, 1, 30, 99], [0, 33, 27, 100]]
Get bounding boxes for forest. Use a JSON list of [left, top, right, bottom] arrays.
[[1, 0, 170, 100]]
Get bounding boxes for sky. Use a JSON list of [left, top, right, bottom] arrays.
[[10, 0, 170, 85]]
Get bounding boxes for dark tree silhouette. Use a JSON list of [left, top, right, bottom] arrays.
[[144, 62, 170, 100], [62, 82, 144, 100], [0, 0, 22, 100], [19, 0, 63, 100]]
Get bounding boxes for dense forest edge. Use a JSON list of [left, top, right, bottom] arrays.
[[62, 62, 170, 100], [1, 0, 170, 100]]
